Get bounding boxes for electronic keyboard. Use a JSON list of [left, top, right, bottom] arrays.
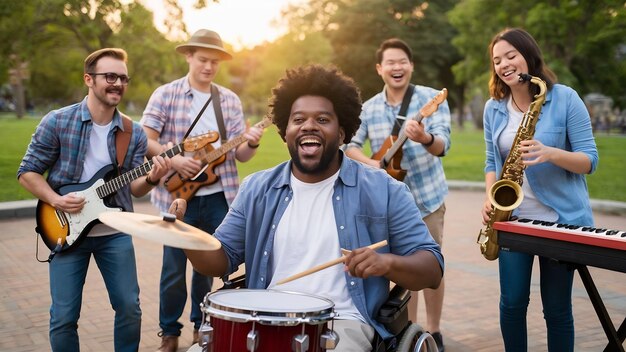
[[494, 218, 626, 273]]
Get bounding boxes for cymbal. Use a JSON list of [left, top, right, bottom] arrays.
[[99, 212, 221, 250]]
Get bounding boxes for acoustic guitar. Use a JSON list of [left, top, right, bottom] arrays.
[[372, 88, 448, 181], [35, 131, 218, 252], [164, 117, 272, 201]]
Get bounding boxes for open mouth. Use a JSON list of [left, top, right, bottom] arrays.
[[502, 70, 516, 78], [391, 72, 404, 81], [106, 88, 122, 96], [299, 136, 322, 156]]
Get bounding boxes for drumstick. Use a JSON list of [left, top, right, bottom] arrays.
[[275, 240, 388, 285]]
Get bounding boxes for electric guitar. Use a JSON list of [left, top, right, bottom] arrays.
[[372, 88, 448, 181], [35, 131, 218, 252], [164, 117, 272, 201]]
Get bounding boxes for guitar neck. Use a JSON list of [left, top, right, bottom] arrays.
[[203, 134, 247, 163], [198, 119, 270, 163], [97, 143, 185, 198]]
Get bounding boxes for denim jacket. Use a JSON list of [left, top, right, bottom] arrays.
[[483, 84, 598, 225], [215, 151, 444, 339]]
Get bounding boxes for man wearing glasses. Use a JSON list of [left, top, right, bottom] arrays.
[[17, 48, 171, 352]]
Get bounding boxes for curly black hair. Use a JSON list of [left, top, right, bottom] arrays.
[[268, 64, 362, 144]]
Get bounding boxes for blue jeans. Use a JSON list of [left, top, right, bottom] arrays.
[[159, 192, 229, 336], [49, 234, 141, 352], [499, 249, 575, 352]]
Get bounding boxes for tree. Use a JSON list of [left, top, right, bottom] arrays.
[[235, 32, 333, 118], [0, 0, 218, 116], [449, 0, 626, 129], [280, 0, 465, 124]]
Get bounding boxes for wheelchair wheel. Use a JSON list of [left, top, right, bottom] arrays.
[[395, 323, 424, 352]]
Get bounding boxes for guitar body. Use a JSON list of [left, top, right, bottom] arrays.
[[164, 118, 272, 201], [34, 131, 216, 253], [35, 164, 123, 252], [165, 144, 225, 201], [372, 136, 407, 181]]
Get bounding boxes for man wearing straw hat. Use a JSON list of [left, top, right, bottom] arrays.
[[141, 29, 264, 352]]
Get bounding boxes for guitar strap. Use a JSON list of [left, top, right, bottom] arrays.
[[211, 84, 227, 143], [115, 112, 133, 169], [390, 84, 415, 137], [183, 93, 213, 140]]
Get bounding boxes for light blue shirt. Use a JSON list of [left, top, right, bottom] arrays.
[[215, 152, 444, 339], [483, 84, 598, 225], [348, 85, 451, 216]]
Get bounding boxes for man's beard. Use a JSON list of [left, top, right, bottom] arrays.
[[93, 85, 123, 107], [288, 139, 340, 175]]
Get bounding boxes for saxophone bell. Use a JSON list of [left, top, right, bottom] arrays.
[[489, 179, 524, 212]]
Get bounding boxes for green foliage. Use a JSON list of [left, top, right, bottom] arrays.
[[442, 125, 485, 182], [281, 0, 462, 105], [0, 0, 214, 113], [448, 0, 626, 108], [236, 125, 290, 179], [0, 116, 42, 201], [3, 116, 625, 203], [586, 134, 626, 202], [235, 32, 334, 118]]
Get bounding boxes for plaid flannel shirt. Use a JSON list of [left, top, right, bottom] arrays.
[[347, 85, 451, 216], [141, 76, 245, 212]]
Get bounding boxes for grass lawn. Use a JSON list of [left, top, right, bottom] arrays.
[[1, 114, 624, 203]]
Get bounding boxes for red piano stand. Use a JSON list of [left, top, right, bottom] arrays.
[[494, 220, 626, 352]]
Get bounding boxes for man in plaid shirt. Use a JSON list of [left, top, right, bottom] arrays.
[[140, 29, 264, 352], [345, 38, 451, 352]]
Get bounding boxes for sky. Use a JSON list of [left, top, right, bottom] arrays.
[[143, 0, 301, 50]]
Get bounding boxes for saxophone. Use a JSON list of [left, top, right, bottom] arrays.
[[477, 73, 547, 261]]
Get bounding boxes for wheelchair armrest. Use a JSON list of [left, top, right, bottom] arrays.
[[376, 285, 411, 336]]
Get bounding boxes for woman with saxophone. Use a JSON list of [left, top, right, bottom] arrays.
[[480, 28, 598, 351]]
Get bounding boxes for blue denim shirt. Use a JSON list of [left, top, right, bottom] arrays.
[[483, 84, 598, 225], [215, 152, 444, 339]]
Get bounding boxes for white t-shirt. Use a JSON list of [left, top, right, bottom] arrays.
[[498, 97, 558, 222], [188, 88, 224, 197], [268, 171, 365, 323], [80, 121, 118, 237]]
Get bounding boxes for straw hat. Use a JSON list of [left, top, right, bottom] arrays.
[[175, 29, 232, 60]]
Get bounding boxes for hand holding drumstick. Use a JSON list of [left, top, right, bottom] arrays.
[[275, 240, 388, 285]]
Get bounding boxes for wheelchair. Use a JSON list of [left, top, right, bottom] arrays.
[[372, 284, 439, 352], [203, 275, 439, 352]]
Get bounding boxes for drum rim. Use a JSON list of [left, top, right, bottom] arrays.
[[203, 289, 336, 325]]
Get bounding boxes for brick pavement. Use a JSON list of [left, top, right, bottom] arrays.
[[0, 189, 624, 351]]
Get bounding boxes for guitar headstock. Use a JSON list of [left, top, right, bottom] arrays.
[[182, 131, 220, 152], [419, 88, 448, 118]]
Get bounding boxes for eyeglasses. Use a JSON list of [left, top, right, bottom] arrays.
[[88, 72, 131, 85]]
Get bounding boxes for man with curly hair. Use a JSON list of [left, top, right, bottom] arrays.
[[180, 64, 444, 350]]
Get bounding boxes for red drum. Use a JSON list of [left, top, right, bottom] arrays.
[[199, 289, 337, 352]]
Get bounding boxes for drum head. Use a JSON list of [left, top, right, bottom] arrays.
[[203, 289, 335, 326]]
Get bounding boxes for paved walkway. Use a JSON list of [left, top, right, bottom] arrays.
[[0, 189, 624, 351]]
